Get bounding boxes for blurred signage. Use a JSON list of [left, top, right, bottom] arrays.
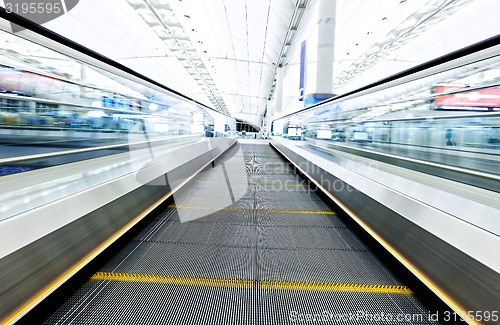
[[434, 84, 500, 111], [102, 96, 132, 109]]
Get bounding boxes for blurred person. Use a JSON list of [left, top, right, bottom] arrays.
[[445, 128, 456, 146]]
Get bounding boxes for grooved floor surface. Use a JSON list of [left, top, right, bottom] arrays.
[[44, 140, 438, 324]]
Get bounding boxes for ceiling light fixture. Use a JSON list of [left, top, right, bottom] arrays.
[[126, 0, 231, 116]]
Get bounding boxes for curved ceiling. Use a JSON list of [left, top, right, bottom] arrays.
[[23, 0, 500, 129]]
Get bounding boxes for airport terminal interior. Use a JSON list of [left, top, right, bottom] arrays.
[[0, 0, 499, 324]]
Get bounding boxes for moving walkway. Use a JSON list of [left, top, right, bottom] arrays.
[[40, 140, 437, 324]]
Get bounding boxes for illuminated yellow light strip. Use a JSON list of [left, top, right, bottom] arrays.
[[3, 142, 239, 325], [167, 204, 336, 215], [91, 272, 253, 289], [260, 280, 412, 295], [269, 143, 477, 325], [90, 272, 411, 295]]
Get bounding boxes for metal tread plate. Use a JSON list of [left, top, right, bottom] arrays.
[[44, 142, 436, 324]]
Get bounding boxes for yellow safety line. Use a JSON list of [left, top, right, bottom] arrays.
[[269, 143, 477, 325], [167, 204, 336, 215], [91, 272, 253, 289], [260, 280, 413, 295], [90, 272, 412, 295]]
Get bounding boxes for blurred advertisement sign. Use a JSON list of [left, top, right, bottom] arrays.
[[434, 84, 500, 111]]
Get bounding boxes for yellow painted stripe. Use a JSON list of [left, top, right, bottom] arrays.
[[281, 183, 309, 187], [257, 208, 335, 215], [91, 272, 253, 289], [168, 204, 336, 215], [90, 272, 412, 295], [260, 280, 412, 294], [270, 143, 477, 325]]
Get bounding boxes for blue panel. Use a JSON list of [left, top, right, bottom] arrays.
[[304, 96, 330, 108], [299, 41, 306, 101]]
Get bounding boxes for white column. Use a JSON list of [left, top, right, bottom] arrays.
[[275, 66, 284, 114], [29, 100, 36, 114], [265, 102, 273, 138], [214, 116, 225, 137], [315, 0, 336, 94], [304, 0, 336, 107], [80, 63, 88, 98]]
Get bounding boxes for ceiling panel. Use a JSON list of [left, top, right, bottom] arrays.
[[30, 0, 499, 129]]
